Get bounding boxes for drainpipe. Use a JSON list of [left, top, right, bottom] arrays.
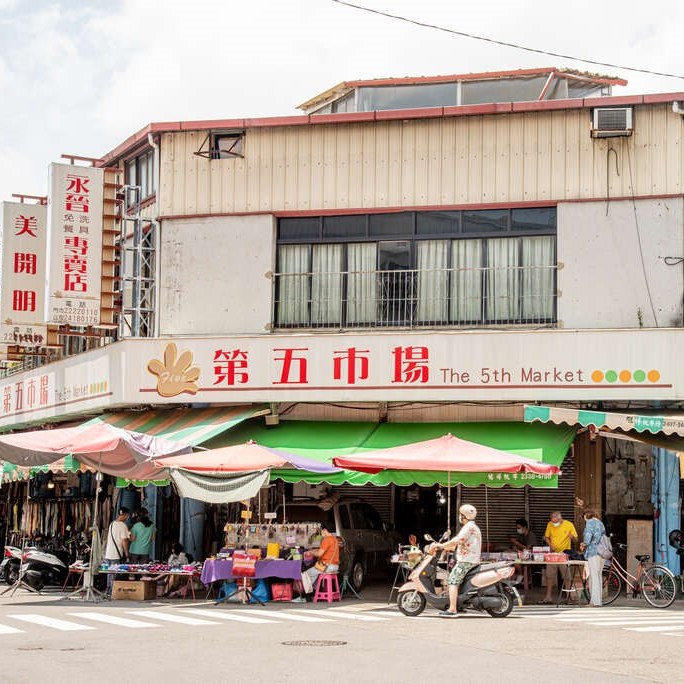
[[147, 133, 161, 337]]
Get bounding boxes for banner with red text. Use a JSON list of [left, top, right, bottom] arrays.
[[46, 163, 104, 325], [0, 202, 48, 345]]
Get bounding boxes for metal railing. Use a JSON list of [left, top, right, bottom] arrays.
[[273, 265, 557, 329]]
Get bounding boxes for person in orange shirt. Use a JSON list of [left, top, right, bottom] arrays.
[[303, 525, 340, 594]]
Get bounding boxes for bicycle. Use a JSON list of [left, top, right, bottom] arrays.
[[601, 543, 677, 608]]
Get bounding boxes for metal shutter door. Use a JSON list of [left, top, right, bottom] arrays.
[[528, 451, 576, 544], [333, 484, 393, 523], [460, 486, 526, 550]]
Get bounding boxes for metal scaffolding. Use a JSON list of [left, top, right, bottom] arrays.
[[117, 185, 156, 338]]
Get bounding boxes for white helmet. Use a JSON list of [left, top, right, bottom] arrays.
[[459, 504, 477, 521]]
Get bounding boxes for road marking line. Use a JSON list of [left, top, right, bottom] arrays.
[[8, 614, 95, 631], [128, 610, 219, 626], [66, 612, 159, 628], [229, 609, 331, 623], [626, 625, 684, 632], [182, 609, 279, 624], [557, 615, 684, 621], [0, 623, 24, 635], [293, 609, 388, 622], [586, 620, 684, 626]]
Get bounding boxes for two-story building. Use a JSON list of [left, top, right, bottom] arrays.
[[2, 67, 684, 568]]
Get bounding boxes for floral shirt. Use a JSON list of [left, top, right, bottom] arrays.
[[583, 517, 605, 559], [451, 520, 482, 564]]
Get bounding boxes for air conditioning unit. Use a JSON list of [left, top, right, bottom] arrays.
[[591, 107, 633, 138]]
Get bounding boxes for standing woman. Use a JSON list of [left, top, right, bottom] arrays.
[[580, 508, 606, 607], [129, 509, 156, 563]]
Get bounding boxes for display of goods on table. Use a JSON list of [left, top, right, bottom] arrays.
[[543, 553, 569, 563], [99, 562, 200, 573]]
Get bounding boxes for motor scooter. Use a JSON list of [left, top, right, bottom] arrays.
[[1, 546, 22, 584], [397, 535, 521, 618], [1, 545, 67, 590]]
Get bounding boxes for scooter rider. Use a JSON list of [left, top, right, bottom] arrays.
[[435, 504, 482, 618]]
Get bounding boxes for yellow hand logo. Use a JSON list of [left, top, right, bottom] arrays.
[[147, 343, 201, 397]]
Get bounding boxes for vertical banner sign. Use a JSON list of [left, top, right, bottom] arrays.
[[0, 202, 48, 345], [46, 163, 104, 325]]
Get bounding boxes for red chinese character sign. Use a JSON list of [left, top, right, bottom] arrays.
[[0, 202, 48, 345], [46, 163, 104, 325]]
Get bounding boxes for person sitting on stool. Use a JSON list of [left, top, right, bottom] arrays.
[[302, 525, 340, 594]]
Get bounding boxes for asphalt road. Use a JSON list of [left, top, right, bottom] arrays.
[[0, 589, 679, 684]]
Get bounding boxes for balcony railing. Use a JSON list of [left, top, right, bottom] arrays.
[[273, 265, 557, 329]]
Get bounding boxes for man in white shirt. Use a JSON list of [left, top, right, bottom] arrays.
[[104, 507, 131, 596], [435, 504, 482, 618]]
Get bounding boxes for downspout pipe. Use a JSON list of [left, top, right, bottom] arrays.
[[147, 133, 161, 337]]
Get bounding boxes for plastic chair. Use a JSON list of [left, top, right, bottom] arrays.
[[313, 573, 341, 603]]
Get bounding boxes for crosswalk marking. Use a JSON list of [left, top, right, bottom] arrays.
[[0, 623, 24, 635], [66, 612, 159, 629], [183, 608, 279, 624], [585, 619, 684, 626], [298, 609, 388, 622], [626, 625, 684, 633], [229, 609, 332, 623], [128, 610, 219, 626], [8, 614, 95, 632]]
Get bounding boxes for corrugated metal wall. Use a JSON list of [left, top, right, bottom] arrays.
[[159, 105, 683, 217]]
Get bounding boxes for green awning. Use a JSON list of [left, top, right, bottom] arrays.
[[86, 405, 269, 446], [206, 420, 576, 488], [2, 454, 83, 483], [524, 404, 684, 436]]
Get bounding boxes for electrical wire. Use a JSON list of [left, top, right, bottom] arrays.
[[625, 143, 659, 327], [331, 1, 684, 80]]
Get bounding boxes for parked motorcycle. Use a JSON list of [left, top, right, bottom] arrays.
[[1, 546, 23, 584], [397, 535, 521, 618], [1, 545, 68, 591]]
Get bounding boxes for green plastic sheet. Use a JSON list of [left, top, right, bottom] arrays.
[[205, 420, 576, 488]]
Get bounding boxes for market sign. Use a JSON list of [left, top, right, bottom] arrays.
[[135, 329, 683, 403], [45, 163, 104, 326], [0, 328, 683, 430], [0, 202, 48, 345]]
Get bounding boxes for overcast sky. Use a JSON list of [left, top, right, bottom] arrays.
[[0, 0, 682, 202]]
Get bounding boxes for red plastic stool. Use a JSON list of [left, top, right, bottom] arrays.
[[313, 573, 341, 603]]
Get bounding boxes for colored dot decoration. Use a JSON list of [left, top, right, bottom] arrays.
[[590, 369, 660, 383]]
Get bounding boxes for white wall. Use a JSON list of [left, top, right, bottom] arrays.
[[558, 198, 684, 329], [158, 215, 275, 335]]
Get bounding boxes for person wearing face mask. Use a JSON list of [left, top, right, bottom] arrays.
[[434, 504, 481, 618], [509, 518, 538, 551], [539, 511, 578, 604]]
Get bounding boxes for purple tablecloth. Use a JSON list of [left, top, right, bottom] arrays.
[[201, 559, 303, 585]]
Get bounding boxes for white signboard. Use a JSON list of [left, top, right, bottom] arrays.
[[0, 328, 682, 429], [0, 202, 48, 345], [46, 163, 104, 325]]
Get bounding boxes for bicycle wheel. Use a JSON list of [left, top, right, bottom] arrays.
[[602, 567, 622, 605], [641, 565, 676, 608]]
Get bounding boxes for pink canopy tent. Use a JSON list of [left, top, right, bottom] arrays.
[[333, 433, 560, 531], [0, 423, 188, 480], [154, 440, 340, 474], [333, 433, 561, 475]]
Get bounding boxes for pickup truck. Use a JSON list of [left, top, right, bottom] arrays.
[[276, 497, 397, 590]]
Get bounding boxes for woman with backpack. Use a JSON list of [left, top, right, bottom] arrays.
[[580, 508, 606, 607]]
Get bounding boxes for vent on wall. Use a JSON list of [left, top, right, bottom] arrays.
[[591, 107, 633, 138]]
